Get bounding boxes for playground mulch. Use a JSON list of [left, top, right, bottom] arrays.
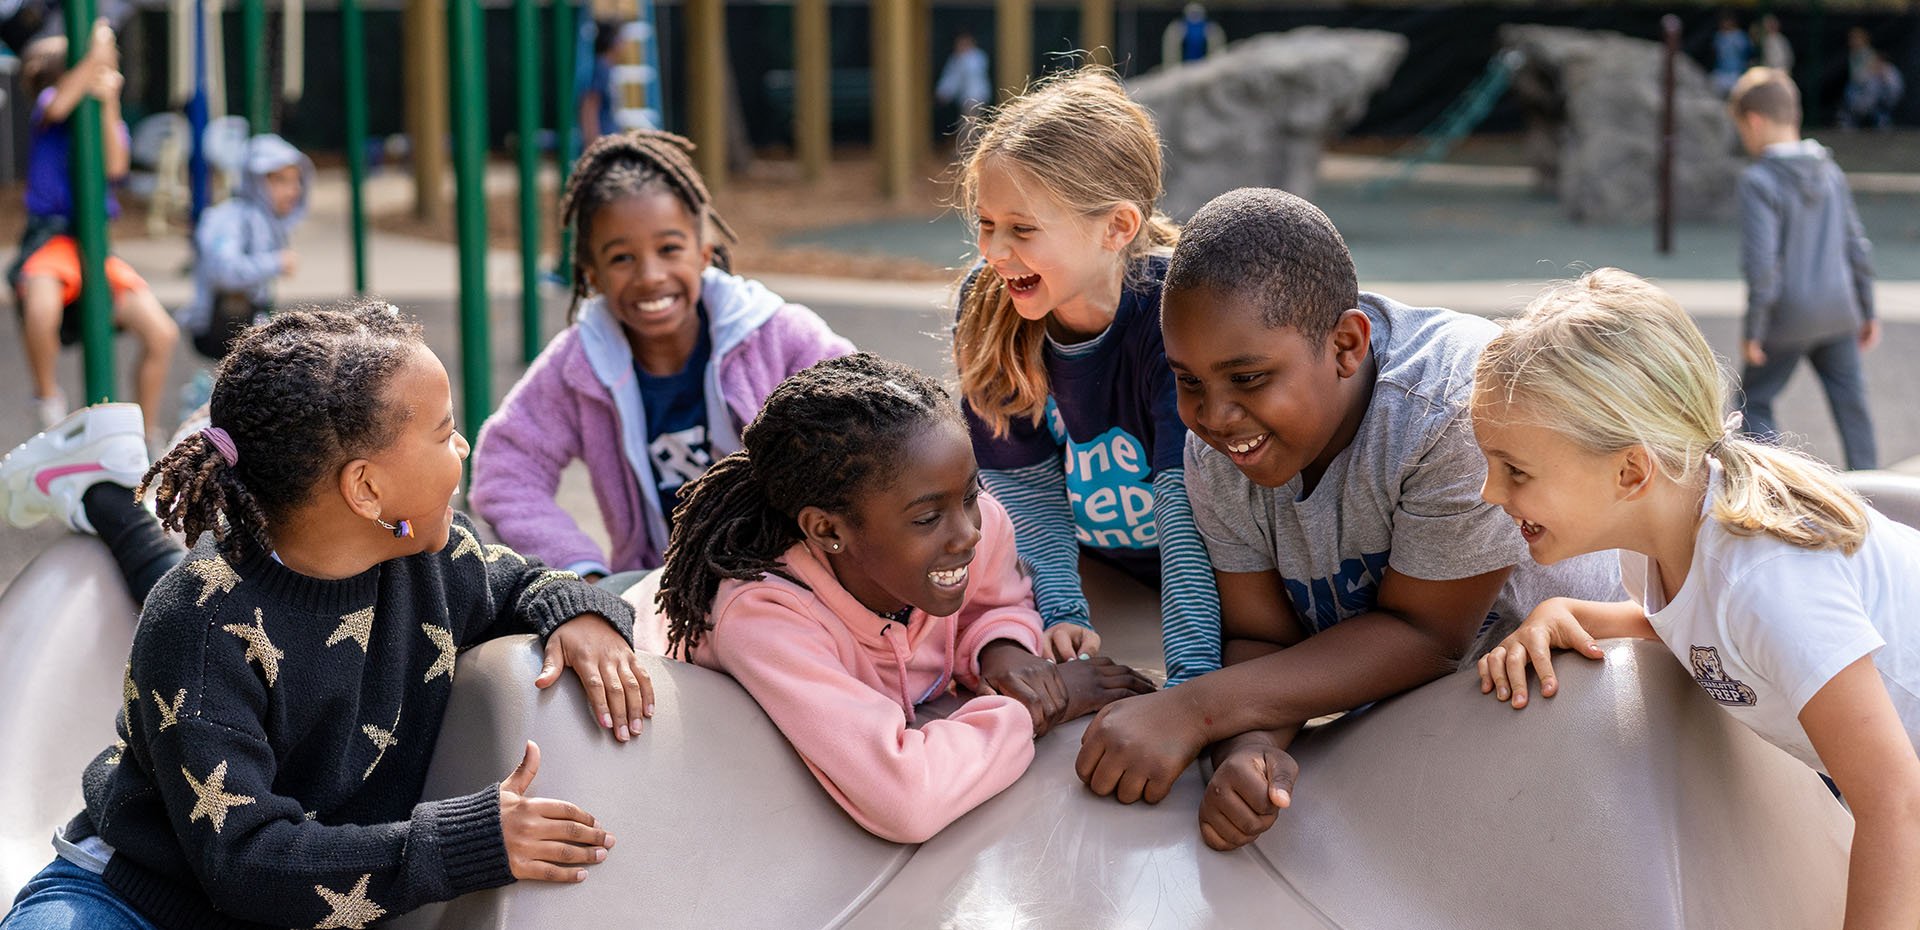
[[370, 147, 960, 283]]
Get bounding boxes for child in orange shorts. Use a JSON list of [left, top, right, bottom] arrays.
[[9, 25, 178, 437]]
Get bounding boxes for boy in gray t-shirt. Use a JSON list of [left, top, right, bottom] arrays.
[[1074, 188, 1620, 851]]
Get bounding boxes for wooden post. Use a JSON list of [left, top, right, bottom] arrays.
[[908, 0, 932, 162], [404, 0, 451, 220], [687, 0, 727, 189], [794, 0, 830, 180], [996, 0, 1031, 99], [1081, 0, 1113, 66]]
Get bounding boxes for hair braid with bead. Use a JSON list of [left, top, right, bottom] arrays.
[[139, 299, 428, 558], [558, 129, 737, 317], [657, 353, 961, 659]]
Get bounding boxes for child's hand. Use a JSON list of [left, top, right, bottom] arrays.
[[1743, 340, 1768, 366], [1860, 319, 1882, 352], [87, 19, 118, 64], [1075, 687, 1211, 804], [536, 615, 654, 742], [1052, 655, 1156, 727], [279, 250, 299, 278], [498, 741, 614, 882], [1199, 739, 1299, 851], [1477, 598, 1603, 709], [89, 67, 122, 102], [978, 641, 1067, 736], [1042, 623, 1102, 663]]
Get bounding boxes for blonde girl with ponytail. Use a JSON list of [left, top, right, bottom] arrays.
[[1471, 268, 1920, 930], [952, 67, 1218, 686]]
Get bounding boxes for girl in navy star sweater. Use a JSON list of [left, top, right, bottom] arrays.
[[1, 301, 647, 930]]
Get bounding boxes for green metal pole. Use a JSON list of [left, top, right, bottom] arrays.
[[515, 0, 541, 362], [243, 0, 268, 130], [552, 0, 576, 284], [449, 0, 491, 424], [66, 2, 114, 403], [342, 0, 369, 293]]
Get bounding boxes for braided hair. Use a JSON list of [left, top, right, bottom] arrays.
[[139, 299, 427, 557], [657, 353, 960, 659], [558, 129, 737, 316]]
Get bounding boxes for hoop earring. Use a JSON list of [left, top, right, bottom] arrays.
[[375, 517, 413, 539]]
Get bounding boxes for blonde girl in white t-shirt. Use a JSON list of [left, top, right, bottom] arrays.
[[1467, 268, 1920, 930]]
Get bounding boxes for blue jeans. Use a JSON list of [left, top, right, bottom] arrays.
[[0, 860, 157, 930], [1741, 334, 1879, 471]]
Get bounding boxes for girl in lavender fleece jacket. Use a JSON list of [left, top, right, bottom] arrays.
[[472, 131, 852, 577]]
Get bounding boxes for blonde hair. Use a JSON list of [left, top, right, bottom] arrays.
[[1474, 268, 1867, 554], [952, 67, 1180, 437]]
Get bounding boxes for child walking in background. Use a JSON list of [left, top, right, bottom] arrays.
[[952, 68, 1220, 685], [1730, 67, 1879, 470], [180, 133, 313, 359], [0, 302, 651, 930], [9, 25, 177, 438], [472, 130, 852, 579], [655, 354, 1154, 843], [1473, 269, 1920, 930]]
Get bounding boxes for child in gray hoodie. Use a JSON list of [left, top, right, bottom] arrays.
[[1730, 67, 1879, 470], [180, 133, 312, 359]]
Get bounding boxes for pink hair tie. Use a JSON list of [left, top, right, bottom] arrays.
[[201, 427, 239, 466]]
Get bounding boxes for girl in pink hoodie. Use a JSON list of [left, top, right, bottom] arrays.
[[655, 354, 1155, 843]]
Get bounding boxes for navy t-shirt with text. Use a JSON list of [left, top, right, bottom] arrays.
[[967, 256, 1185, 581], [636, 307, 714, 527]]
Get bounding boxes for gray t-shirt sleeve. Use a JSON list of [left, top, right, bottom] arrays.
[[1387, 408, 1529, 582], [1183, 432, 1275, 574]]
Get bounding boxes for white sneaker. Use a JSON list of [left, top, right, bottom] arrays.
[[0, 403, 151, 534]]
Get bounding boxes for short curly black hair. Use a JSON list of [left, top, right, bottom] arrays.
[[140, 299, 427, 556], [1162, 187, 1358, 345]]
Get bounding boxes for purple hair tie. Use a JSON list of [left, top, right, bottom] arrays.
[[201, 427, 239, 466]]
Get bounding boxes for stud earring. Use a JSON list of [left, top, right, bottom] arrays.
[[375, 517, 413, 539], [828, 542, 841, 552]]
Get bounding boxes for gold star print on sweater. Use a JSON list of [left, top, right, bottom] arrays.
[[360, 706, 401, 780], [223, 609, 284, 686], [522, 569, 580, 597], [183, 760, 255, 832], [421, 624, 457, 684], [186, 557, 241, 606], [105, 737, 126, 766], [121, 663, 138, 718], [312, 874, 386, 929], [152, 689, 186, 730], [448, 524, 523, 564], [326, 607, 375, 652]]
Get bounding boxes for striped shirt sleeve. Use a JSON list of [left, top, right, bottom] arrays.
[[980, 461, 1092, 630], [1153, 468, 1223, 686]]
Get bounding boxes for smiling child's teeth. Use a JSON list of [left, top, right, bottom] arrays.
[[636, 296, 674, 313], [1226, 434, 1267, 454], [929, 566, 969, 586]]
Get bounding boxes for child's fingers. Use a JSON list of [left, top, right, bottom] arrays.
[[1477, 654, 1494, 694], [514, 861, 589, 884], [1528, 639, 1558, 699], [501, 740, 540, 795], [536, 639, 565, 689], [1503, 643, 1532, 708], [628, 658, 655, 730], [574, 662, 616, 737], [524, 840, 609, 866], [1483, 646, 1513, 701], [1261, 751, 1299, 810], [595, 657, 633, 742]]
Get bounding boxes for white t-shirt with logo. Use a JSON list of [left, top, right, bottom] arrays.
[[1623, 463, 1920, 773]]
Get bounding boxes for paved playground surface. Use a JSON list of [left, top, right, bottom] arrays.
[[5, 148, 1919, 592]]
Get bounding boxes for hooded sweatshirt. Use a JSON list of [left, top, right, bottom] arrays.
[[179, 134, 314, 335], [1738, 139, 1875, 348], [691, 493, 1045, 844], [470, 268, 854, 575]]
